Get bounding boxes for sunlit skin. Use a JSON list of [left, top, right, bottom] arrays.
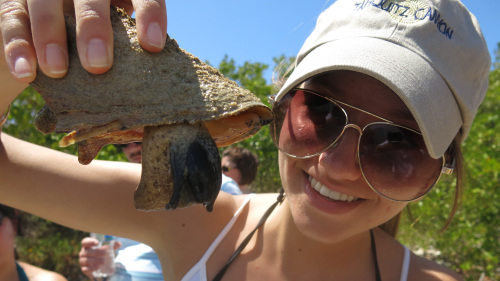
[[277, 71, 412, 244]]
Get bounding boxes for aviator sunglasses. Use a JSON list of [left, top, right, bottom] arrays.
[[222, 166, 237, 173], [269, 88, 454, 202]]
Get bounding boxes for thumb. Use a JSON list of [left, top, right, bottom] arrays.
[[81, 237, 99, 248]]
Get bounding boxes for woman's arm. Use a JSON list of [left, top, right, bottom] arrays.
[[0, 132, 243, 275], [0, 2, 241, 268], [0, 133, 145, 233], [0, 0, 170, 243]]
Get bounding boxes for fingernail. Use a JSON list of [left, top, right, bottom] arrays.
[[45, 44, 68, 75], [86, 38, 108, 68], [147, 22, 164, 48], [13, 56, 33, 79]]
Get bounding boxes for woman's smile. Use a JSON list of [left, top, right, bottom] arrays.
[[302, 171, 367, 215], [308, 175, 358, 202]]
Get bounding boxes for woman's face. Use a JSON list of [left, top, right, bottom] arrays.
[[279, 71, 417, 243]]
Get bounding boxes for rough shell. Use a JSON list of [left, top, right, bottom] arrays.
[[31, 7, 273, 144]]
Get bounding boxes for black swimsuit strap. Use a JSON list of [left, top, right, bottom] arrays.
[[370, 229, 382, 281], [212, 189, 285, 281]]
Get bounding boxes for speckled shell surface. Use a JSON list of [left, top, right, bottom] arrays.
[[31, 7, 272, 137]]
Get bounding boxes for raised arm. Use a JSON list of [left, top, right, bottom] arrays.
[[0, 0, 166, 242], [0, 128, 148, 230], [0, 132, 241, 272], [0, 3, 244, 271]]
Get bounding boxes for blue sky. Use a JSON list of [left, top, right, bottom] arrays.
[[165, 1, 499, 81]]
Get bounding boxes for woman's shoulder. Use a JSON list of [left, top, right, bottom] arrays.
[[17, 261, 68, 281], [152, 192, 279, 279], [212, 192, 280, 215], [407, 253, 464, 281], [374, 229, 463, 281]]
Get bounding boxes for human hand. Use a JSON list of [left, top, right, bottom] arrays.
[[78, 237, 122, 278], [0, 0, 167, 83]]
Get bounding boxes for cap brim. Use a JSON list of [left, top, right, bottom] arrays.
[[277, 37, 461, 158]]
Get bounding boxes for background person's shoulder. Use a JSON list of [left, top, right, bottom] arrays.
[[18, 261, 68, 281]]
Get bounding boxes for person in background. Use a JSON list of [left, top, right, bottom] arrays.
[[0, 204, 68, 281], [221, 147, 259, 194], [79, 142, 241, 281]]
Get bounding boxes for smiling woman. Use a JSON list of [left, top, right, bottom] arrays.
[[0, 0, 491, 280]]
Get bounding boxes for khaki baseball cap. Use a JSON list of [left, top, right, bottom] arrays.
[[276, 0, 491, 158]]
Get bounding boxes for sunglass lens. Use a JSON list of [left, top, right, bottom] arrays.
[[271, 89, 346, 157], [359, 123, 442, 201]]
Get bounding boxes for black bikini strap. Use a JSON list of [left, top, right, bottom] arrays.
[[370, 229, 382, 281], [212, 189, 285, 281]]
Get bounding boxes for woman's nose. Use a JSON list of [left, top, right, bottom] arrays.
[[318, 125, 362, 182]]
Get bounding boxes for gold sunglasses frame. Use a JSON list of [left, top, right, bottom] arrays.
[[269, 88, 454, 202]]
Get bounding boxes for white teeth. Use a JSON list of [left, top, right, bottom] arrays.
[[319, 185, 330, 197], [308, 176, 358, 202]]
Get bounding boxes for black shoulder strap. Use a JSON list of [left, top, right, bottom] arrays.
[[370, 229, 382, 281], [212, 189, 285, 281]]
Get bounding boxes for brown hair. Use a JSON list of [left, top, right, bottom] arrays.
[[0, 204, 22, 259], [222, 147, 259, 186]]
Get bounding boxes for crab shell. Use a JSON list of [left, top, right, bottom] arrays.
[[30, 7, 273, 211]]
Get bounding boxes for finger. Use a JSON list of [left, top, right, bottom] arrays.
[[80, 247, 107, 259], [79, 255, 104, 266], [113, 240, 122, 251], [81, 266, 98, 279], [0, 0, 37, 82], [27, 0, 68, 78], [74, 0, 113, 74], [81, 237, 99, 248], [131, 0, 166, 52], [80, 259, 102, 278]]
